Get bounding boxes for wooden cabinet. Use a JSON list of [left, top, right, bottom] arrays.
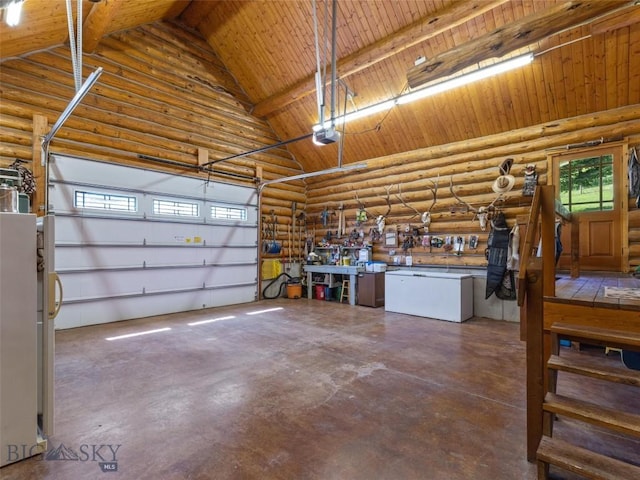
[[357, 272, 385, 307]]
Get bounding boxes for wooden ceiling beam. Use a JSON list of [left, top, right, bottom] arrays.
[[407, 0, 632, 89], [590, 4, 640, 35], [82, 0, 124, 53], [251, 0, 509, 119]]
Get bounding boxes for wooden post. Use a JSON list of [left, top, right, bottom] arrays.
[[525, 257, 544, 462], [570, 216, 580, 278], [82, 0, 124, 53], [197, 147, 208, 166], [518, 187, 542, 340], [32, 114, 48, 216], [540, 185, 556, 297], [257, 165, 264, 300]]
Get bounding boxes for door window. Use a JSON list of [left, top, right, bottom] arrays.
[[558, 154, 614, 213]]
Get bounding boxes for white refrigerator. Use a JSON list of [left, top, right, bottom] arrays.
[[0, 213, 57, 467]]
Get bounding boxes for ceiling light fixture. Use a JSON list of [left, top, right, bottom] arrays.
[[2, 0, 25, 27], [397, 53, 534, 104], [313, 53, 534, 131]]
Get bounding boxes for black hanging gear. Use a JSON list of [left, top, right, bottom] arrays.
[[485, 212, 510, 300], [622, 350, 640, 371], [628, 147, 640, 197]]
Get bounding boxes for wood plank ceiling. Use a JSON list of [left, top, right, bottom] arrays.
[[1, 0, 638, 174]]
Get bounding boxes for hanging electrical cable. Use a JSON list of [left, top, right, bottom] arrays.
[[76, 0, 82, 89], [312, 0, 325, 128], [311, 0, 340, 145], [65, 0, 80, 91], [329, 0, 337, 125], [65, 0, 84, 91]]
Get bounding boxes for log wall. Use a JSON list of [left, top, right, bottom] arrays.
[[0, 21, 306, 259], [305, 104, 640, 270], [1, 19, 638, 273]]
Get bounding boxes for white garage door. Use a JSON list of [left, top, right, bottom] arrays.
[[48, 155, 258, 329]]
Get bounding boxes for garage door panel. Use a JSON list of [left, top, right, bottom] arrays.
[[182, 224, 257, 245], [55, 216, 150, 244], [50, 155, 258, 329], [203, 265, 256, 286], [57, 216, 258, 247], [56, 286, 256, 330], [206, 248, 256, 264], [56, 245, 255, 269], [60, 265, 256, 300]]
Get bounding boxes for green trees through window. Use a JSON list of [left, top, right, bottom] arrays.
[[558, 154, 614, 212]]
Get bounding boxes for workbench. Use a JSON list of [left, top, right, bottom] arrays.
[[302, 264, 364, 305]]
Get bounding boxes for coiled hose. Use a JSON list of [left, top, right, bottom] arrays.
[[262, 273, 301, 299]]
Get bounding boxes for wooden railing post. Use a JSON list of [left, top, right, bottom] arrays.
[[520, 185, 580, 463], [32, 114, 48, 216], [518, 186, 542, 341], [525, 257, 544, 462], [570, 216, 580, 278], [540, 185, 556, 298]]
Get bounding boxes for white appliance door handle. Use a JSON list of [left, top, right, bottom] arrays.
[[48, 272, 63, 319]]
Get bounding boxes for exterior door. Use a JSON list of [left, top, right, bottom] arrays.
[[552, 145, 623, 271]]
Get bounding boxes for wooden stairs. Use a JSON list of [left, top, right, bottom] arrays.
[[536, 323, 640, 480]]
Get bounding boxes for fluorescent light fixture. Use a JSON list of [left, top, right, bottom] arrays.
[[313, 53, 534, 129], [5, 0, 23, 27], [397, 53, 534, 104], [245, 307, 284, 316], [313, 99, 396, 132], [105, 327, 172, 341], [188, 316, 236, 326]]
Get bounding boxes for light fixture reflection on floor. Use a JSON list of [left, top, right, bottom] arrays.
[[105, 327, 172, 341], [313, 53, 534, 131], [246, 307, 284, 316], [188, 316, 236, 326]]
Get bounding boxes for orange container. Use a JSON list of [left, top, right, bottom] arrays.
[[286, 283, 302, 299]]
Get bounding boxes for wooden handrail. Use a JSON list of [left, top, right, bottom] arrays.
[[517, 186, 542, 307], [518, 185, 579, 308], [525, 257, 544, 461], [518, 184, 575, 461], [541, 185, 557, 298]]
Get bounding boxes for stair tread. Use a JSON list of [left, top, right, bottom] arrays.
[[548, 354, 640, 387], [551, 323, 640, 350], [544, 392, 640, 437], [537, 436, 640, 480]]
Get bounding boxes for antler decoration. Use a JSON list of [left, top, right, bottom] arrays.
[[374, 185, 394, 234], [449, 176, 478, 213], [449, 176, 488, 230], [354, 191, 366, 212], [354, 192, 370, 226], [395, 184, 421, 219], [449, 176, 507, 231], [420, 176, 439, 231]]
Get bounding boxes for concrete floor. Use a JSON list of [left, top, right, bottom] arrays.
[[1, 298, 638, 480]]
